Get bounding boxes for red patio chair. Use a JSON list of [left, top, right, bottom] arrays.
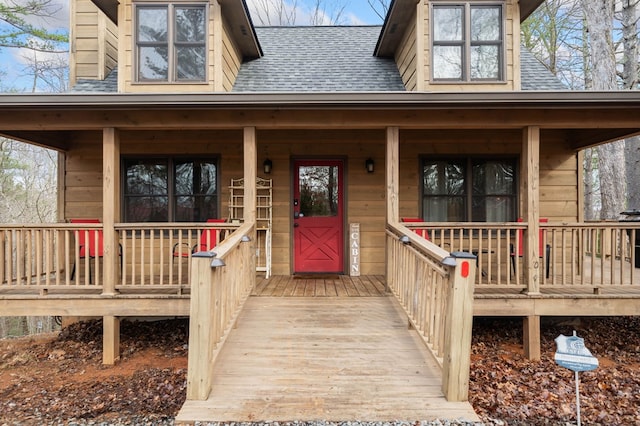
[[401, 217, 430, 241], [172, 219, 226, 260], [70, 219, 121, 282], [511, 218, 551, 278]]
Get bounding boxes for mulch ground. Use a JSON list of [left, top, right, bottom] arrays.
[[1, 316, 639, 425]]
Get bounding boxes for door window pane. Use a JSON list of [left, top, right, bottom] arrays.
[[299, 165, 339, 217]]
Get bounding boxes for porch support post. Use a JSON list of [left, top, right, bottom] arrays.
[[523, 315, 541, 361], [386, 127, 400, 224], [102, 315, 120, 365], [521, 126, 541, 294], [244, 127, 257, 286], [385, 127, 400, 293], [103, 128, 120, 296]]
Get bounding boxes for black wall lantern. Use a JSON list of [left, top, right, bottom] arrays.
[[263, 158, 273, 174], [365, 158, 374, 173]]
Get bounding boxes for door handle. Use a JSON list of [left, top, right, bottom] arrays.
[[294, 223, 299, 227]]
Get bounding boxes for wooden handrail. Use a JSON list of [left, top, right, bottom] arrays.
[[186, 222, 255, 400], [385, 223, 476, 402]]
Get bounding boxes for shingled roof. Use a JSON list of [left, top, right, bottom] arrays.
[[72, 25, 565, 93], [232, 26, 405, 92]]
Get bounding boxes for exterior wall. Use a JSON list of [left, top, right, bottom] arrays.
[[64, 130, 388, 276], [539, 135, 580, 222], [418, 0, 521, 91], [395, 9, 418, 91], [69, 0, 118, 86], [63, 127, 578, 277], [221, 16, 243, 92]]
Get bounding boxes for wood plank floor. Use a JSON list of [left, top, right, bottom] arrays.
[[253, 275, 387, 297], [176, 297, 479, 423]]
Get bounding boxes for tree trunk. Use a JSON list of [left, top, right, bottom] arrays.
[[626, 137, 640, 210], [621, 1, 640, 211], [581, 0, 626, 219]]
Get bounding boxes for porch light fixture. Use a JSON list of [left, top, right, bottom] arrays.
[[263, 158, 273, 174], [365, 158, 374, 173], [400, 235, 410, 244]]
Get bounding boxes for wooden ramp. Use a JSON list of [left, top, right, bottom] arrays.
[[176, 297, 479, 423]]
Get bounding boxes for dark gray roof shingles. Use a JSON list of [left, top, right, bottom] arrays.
[[233, 26, 406, 92], [71, 68, 118, 93], [520, 49, 566, 90], [70, 26, 565, 93]]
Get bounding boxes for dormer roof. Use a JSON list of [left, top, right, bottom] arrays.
[[90, 0, 262, 58]]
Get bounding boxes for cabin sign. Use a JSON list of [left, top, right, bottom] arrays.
[[554, 333, 599, 372]]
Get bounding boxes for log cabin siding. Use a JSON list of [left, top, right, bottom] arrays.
[[421, 0, 519, 91], [70, 0, 118, 86]]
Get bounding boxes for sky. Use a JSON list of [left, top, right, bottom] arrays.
[[0, 0, 384, 92]]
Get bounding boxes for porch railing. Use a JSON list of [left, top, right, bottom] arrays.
[[402, 221, 640, 290], [0, 222, 238, 294], [386, 222, 476, 402], [186, 222, 255, 400]]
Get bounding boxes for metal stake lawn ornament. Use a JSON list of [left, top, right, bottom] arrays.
[[554, 331, 599, 426]]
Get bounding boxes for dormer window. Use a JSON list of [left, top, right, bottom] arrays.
[[135, 3, 207, 82], [431, 3, 504, 82]]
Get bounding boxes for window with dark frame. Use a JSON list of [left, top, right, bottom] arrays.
[[421, 157, 516, 222], [432, 2, 504, 82], [123, 158, 218, 222], [135, 3, 207, 82]]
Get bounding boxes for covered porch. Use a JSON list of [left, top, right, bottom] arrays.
[[2, 92, 640, 418]]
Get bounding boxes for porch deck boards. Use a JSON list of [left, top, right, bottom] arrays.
[[253, 275, 387, 297], [176, 296, 479, 423]]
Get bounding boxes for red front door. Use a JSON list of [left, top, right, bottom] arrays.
[[293, 160, 344, 273]]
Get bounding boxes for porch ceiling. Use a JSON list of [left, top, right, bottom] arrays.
[[1, 91, 640, 151]]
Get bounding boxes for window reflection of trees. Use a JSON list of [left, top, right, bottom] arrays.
[[136, 5, 205, 82], [433, 4, 502, 81], [299, 166, 338, 217], [124, 159, 217, 222], [422, 159, 515, 222], [175, 7, 206, 80]]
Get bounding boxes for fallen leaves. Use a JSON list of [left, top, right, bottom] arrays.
[[1, 316, 639, 424], [470, 316, 640, 425]]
